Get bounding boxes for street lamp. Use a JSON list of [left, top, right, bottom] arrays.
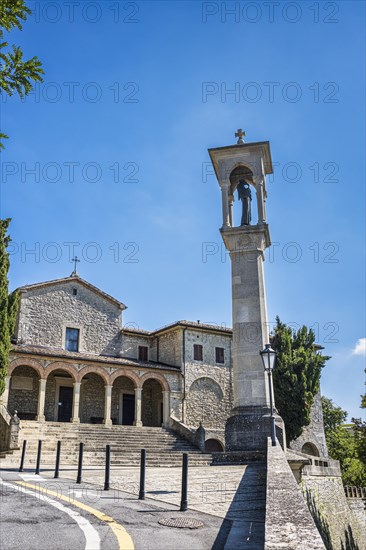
[[260, 343, 277, 446]]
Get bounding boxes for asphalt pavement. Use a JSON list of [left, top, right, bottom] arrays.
[[0, 468, 228, 550]]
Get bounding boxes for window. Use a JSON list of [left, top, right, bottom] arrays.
[[215, 347, 225, 364], [72, 288, 77, 296], [138, 346, 148, 361], [65, 328, 79, 352], [193, 344, 203, 361]]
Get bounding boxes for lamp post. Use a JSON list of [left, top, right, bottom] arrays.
[[260, 344, 277, 446]]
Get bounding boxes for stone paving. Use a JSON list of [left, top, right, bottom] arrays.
[[29, 462, 267, 549]]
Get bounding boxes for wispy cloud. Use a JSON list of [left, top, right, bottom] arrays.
[[352, 338, 366, 356]]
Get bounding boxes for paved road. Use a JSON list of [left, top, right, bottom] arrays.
[[0, 469, 228, 550]]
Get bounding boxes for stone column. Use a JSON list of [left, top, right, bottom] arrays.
[[36, 379, 47, 422], [162, 391, 170, 427], [134, 388, 142, 426], [221, 224, 279, 451], [255, 177, 266, 224], [229, 196, 234, 227], [0, 376, 11, 407], [103, 385, 112, 427], [72, 382, 81, 423], [221, 184, 230, 228]]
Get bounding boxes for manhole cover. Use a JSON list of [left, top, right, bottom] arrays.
[[158, 517, 204, 529]]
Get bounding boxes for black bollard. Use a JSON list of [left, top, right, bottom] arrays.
[[19, 440, 27, 472], [76, 442, 84, 484], [139, 448, 146, 500], [54, 440, 61, 479], [35, 440, 42, 475], [180, 452, 188, 512], [104, 444, 110, 491]]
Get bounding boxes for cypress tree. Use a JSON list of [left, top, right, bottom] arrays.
[[0, 219, 19, 396], [272, 316, 330, 443]]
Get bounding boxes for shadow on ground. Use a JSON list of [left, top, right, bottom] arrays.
[[212, 462, 266, 550]]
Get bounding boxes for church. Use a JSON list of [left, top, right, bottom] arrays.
[[3, 271, 234, 453]]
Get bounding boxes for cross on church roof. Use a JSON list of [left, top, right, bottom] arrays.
[[71, 256, 80, 276], [235, 128, 246, 144]]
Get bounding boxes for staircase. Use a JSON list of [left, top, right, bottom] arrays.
[[1, 421, 214, 467]]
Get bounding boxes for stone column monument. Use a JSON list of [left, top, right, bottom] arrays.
[[208, 129, 284, 451]]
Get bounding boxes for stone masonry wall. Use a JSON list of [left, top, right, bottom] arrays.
[[302, 475, 366, 550], [80, 374, 104, 423], [291, 391, 328, 458], [17, 281, 122, 356], [158, 330, 182, 367], [184, 329, 232, 430], [8, 366, 39, 418], [120, 333, 151, 360]]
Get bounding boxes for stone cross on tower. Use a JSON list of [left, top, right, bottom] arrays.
[[71, 256, 80, 276], [208, 131, 284, 451], [235, 128, 246, 144]]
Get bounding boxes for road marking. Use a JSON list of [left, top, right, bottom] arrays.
[[16, 481, 134, 550], [2, 480, 100, 550]]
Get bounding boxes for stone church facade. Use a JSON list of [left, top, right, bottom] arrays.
[[3, 273, 233, 451], [2, 272, 326, 457]]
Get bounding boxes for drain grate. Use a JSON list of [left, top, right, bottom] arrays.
[[158, 517, 204, 529]]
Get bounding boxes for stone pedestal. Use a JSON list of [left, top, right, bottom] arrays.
[[225, 407, 285, 451]]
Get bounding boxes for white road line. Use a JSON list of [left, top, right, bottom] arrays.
[[1, 480, 101, 550]]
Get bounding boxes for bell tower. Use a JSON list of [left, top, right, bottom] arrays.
[[208, 130, 283, 451]]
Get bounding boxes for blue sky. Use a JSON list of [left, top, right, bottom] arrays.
[[1, 1, 365, 419]]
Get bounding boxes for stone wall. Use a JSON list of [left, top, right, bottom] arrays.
[[8, 366, 39, 418], [120, 333, 151, 360], [302, 475, 366, 550], [291, 391, 328, 458], [17, 281, 122, 356], [158, 330, 182, 366], [142, 379, 163, 426], [265, 439, 325, 550], [184, 329, 232, 431], [80, 374, 104, 423]]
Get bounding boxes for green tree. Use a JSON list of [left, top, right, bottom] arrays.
[[0, 0, 44, 148], [0, 219, 19, 396], [322, 396, 366, 486], [271, 317, 330, 443]]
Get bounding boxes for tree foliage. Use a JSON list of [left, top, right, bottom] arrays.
[[322, 395, 366, 486], [271, 316, 330, 443], [0, 0, 44, 148], [0, 219, 19, 396]]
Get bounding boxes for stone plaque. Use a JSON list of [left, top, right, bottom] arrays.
[[11, 376, 33, 391]]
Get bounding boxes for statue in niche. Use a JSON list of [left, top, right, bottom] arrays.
[[237, 179, 252, 226]]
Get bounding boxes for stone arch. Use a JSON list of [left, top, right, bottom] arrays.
[[205, 438, 224, 453], [140, 372, 170, 392], [301, 442, 320, 457], [229, 162, 256, 195], [188, 377, 224, 400], [9, 357, 44, 379], [78, 365, 110, 385], [44, 361, 77, 381], [79, 372, 106, 424], [111, 375, 137, 425], [110, 369, 139, 388], [8, 363, 41, 419], [142, 377, 164, 427], [186, 377, 225, 429], [44, 364, 76, 421]]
